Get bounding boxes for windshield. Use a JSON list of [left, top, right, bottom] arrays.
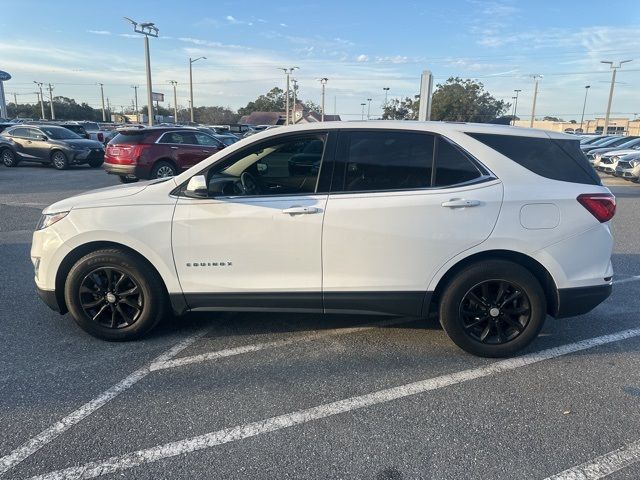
[[614, 138, 640, 149], [82, 122, 100, 131], [39, 127, 82, 140]]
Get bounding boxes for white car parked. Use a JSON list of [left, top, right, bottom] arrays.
[[31, 122, 615, 357]]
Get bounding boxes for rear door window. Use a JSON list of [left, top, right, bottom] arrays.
[[467, 132, 600, 185]]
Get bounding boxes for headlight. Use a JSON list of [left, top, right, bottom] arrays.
[[37, 211, 69, 230]]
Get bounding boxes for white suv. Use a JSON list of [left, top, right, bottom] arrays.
[[31, 122, 615, 357]]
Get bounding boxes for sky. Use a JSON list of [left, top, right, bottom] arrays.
[[0, 0, 639, 121]]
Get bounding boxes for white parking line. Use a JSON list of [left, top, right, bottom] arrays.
[[26, 327, 640, 480], [150, 317, 412, 372], [0, 327, 211, 476], [545, 439, 640, 479]]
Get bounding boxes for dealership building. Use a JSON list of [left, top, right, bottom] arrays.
[[514, 117, 640, 135]]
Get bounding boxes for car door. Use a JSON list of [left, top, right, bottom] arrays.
[[6, 127, 32, 159], [26, 128, 53, 161], [321, 129, 503, 316], [194, 132, 224, 160], [157, 131, 203, 171], [171, 131, 335, 311]]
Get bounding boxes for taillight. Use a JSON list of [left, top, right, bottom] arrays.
[[106, 144, 148, 164], [577, 193, 616, 222]]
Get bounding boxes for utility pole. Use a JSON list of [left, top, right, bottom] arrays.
[[12, 92, 17, 106], [601, 59, 632, 134], [34, 81, 45, 119], [47, 83, 55, 119], [106, 97, 111, 121], [279, 67, 298, 125], [366, 98, 372, 120], [360, 103, 366, 120], [529, 74, 542, 128], [579, 85, 591, 133], [131, 85, 139, 122], [98, 83, 106, 121], [383, 87, 390, 118], [291, 78, 298, 123], [511, 89, 521, 126], [189, 56, 206, 123], [169, 81, 178, 123], [124, 17, 159, 127], [319, 78, 328, 121]]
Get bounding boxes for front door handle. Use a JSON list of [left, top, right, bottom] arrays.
[[441, 199, 480, 208], [282, 206, 321, 215], [170, 146, 179, 149]]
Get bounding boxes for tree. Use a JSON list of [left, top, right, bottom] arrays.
[[382, 97, 420, 120], [238, 87, 286, 116], [430, 77, 510, 123], [543, 116, 565, 122]]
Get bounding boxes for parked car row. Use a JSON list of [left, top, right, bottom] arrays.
[[580, 134, 640, 182]]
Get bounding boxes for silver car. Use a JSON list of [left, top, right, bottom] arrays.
[[614, 152, 640, 181]]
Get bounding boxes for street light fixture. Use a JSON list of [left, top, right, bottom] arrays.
[[360, 103, 366, 120], [189, 56, 206, 123], [579, 85, 591, 133], [279, 67, 298, 125], [319, 78, 328, 121], [123, 16, 158, 127], [366, 98, 372, 120], [601, 59, 632, 134]]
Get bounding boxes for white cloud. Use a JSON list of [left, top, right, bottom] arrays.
[[356, 54, 369, 62], [87, 30, 111, 35], [280, 23, 288, 27]]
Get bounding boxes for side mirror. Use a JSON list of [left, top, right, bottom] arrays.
[[185, 175, 208, 198], [256, 161, 268, 175]]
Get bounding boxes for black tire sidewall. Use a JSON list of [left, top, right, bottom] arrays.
[[2, 149, 17, 167], [151, 161, 177, 179], [439, 260, 547, 358], [64, 250, 165, 341]]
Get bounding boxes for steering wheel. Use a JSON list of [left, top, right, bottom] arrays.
[[240, 171, 261, 195]]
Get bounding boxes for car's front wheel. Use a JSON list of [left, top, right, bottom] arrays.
[[1, 148, 18, 167], [51, 150, 68, 170], [439, 260, 546, 358], [64, 249, 168, 341]]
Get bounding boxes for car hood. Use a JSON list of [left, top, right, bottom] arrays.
[[42, 179, 171, 214], [62, 138, 104, 149], [600, 148, 639, 158]]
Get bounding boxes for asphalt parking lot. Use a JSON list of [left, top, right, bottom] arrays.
[[1, 165, 639, 480]]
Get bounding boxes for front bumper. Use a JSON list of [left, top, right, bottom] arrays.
[[555, 283, 612, 318], [36, 285, 65, 313], [71, 148, 104, 162]]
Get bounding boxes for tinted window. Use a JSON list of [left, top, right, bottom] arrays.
[[434, 139, 482, 187], [81, 122, 100, 131], [110, 132, 147, 145], [195, 133, 221, 147], [9, 127, 28, 137], [342, 131, 434, 192], [39, 126, 80, 139], [159, 131, 198, 145], [468, 132, 600, 185]]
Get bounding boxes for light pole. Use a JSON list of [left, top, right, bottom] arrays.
[[33, 81, 45, 119], [131, 85, 139, 122], [189, 56, 206, 123], [601, 59, 632, 134], [169, 80, 178, 123], [124, 17, 158, 126], [279, 67, 298, 125], [97, 83, 106, 121], [579, 85, 591, 133], [529, 74, 542, 128], [383, 87, 390, 118], [511, 89, 521, 126], [291, 78, 298, 123], [360, 103, 366, 120], [319, 78, 328, 121], [46, 83, 55, 119], [366, 98, 372, 120]]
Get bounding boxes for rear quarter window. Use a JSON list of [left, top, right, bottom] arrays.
[[466, 132, 600, 185]]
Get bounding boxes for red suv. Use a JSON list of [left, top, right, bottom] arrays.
[[104, 127, 226, 182]]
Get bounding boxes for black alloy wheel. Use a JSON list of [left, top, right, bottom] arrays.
[[1, 148, 17, 167], [459, 280, 531, 345], [79, 267, 144, 329]]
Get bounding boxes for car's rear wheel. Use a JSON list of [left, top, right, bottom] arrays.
[[51, 150, 68, 170], [151, 160, 177, 179], [1, 148, 18, 167], [119, 175, 139, 184], [88, 159, 103, 168], [64, 249, 167, 341], [439, 260, 546, 358]]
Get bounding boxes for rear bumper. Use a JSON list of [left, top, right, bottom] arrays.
[[103, 163, 136, 176], [555, 283, 612, 318]]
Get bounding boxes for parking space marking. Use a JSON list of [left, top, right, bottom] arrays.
[[26, 327, 640, 480], [545, 439, 640, 479], [150, 317, 413, 372], [0, 328, 211, 477]]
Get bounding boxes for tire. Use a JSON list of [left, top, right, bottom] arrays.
[[439, 260, 546, 358], [151, 160, 177, 179], [119, 175, 139, 184], [1, 148, 18, 167], [88, 159, 103, 168], [51, 150, 68, 170], [64, 248, 168, 341]]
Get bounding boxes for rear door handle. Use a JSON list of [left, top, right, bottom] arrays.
[[441, 199, 481, 208], [202, 150, 212, 154], [170, 146, 179, 149], [282, 206, 321, 215]]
